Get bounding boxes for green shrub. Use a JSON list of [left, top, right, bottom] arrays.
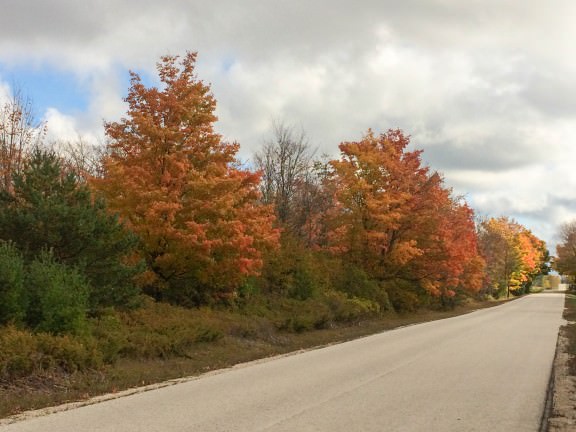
[[25, 251, 89, 335], [323, 291, 380, 323], [384, 279, 421, 312], [242, 296, 331, 333], [237, 276, 260, 302], [289, 260, 321, 300], [89, 310, 129, 363], [270, 293, 379, 332], [332, 263, 392, 311], [0, 242, 26, 325], [0, 149, 142, 313], [260, 234, 328, 300]]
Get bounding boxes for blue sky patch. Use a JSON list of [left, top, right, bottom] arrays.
[[0, 63, 90, 116]]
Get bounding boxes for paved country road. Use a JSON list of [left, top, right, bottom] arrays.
[[1, 294, 565, 432]]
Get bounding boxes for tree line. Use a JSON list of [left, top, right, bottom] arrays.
[[0, 52, 550, 335], [555, 222, 576, 286]]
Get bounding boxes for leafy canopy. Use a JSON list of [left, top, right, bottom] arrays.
[[326, 129, 484, 300], [93, 52, 278, 305]]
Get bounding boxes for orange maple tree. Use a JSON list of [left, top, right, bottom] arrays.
[[326, 129, 484, 299], [326, 130, 425, 273], [407, 186, 485, 298], [92, 53, 278, 304], [517, 230, 545, 278]]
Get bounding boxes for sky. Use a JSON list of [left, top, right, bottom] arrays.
[[0, 0, 575, 251]]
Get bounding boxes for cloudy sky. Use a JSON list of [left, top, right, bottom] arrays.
[[0, 0, 574, 250]]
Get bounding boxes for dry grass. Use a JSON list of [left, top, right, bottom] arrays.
[[563, 293, 576, 375], [0, 296, 512, 419]]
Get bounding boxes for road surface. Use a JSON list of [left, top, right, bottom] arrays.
[[1, 293, 565, 432]]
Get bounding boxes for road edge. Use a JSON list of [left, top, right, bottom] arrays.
[[539, 359, 555, 432], [545, 294, 576, 431], [0, 296, 523, 426]]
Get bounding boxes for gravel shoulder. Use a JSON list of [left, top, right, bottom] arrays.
[[546, 292, 576, 431]]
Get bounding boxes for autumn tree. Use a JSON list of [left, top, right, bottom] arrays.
[[0, 88, 45, 191], [478, 217, 521, 297], [555, 221, 576, 278], [92, 52, 278, 305], [516, 229, 546, 290], [326, 130, 426, 278], [326, 129, 484, 309], [478, 217, 546, 297], [405, 189, 485, 302]]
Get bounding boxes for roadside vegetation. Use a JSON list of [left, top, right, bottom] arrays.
[[554, 220, 576, 394], [0, 296, 514, 418], [564, 293, 576, 375], [0, 52, 551, 418], [545, 289, 576, 431]]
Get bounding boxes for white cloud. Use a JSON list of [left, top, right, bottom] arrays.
[[1, 0, 575, 247], [43, 107, 100, 146], [0, 79, 10, 104]]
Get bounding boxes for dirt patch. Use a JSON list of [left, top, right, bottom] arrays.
[[546, 293, 576, 431]]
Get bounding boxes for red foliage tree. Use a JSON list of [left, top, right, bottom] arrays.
[[326, 129, 484, 300]]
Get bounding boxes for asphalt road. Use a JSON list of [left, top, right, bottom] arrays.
[[1, 293, 565, 432]]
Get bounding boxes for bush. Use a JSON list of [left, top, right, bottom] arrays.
[[89, 310, 129, 363], [25, 251, 89, 335], [0, 326, 102, 381], [259, 234, 328, 300], [332, 263, 392, 311], [35, 332, 102, 372], [289, 260, 321, 300], [275, 298, 332, 332], [242, 291, 380, 333], [118, 299, 224, 358], [384, 279, 422, 312], [0, 242, 26, 325], [323, 291, 380, 323]]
